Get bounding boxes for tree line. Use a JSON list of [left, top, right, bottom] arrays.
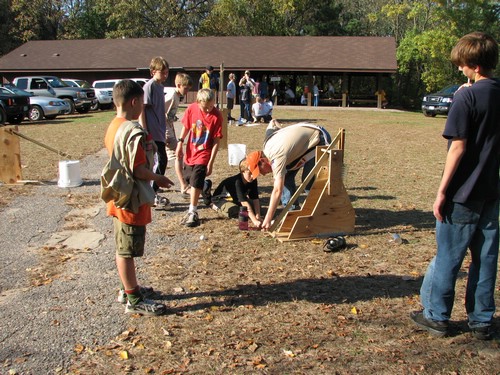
[[1, 0, 498, 108]]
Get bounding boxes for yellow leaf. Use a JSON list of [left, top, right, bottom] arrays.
[[351, 306, 358, 315], [119, 350, 129, 360]]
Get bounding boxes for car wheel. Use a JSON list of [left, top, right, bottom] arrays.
[[0, 107, 6, 125], [63, 99, 75, 114], [90, 101, 100, 111], [29, 105, 44, 121], [76, 107, 90, 114], [9, 115, 23, 124], [423, 111, 436, 117]]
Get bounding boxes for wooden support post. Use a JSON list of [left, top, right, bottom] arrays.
[[220, 108, 228, 150], [0, 126, 22, 183]]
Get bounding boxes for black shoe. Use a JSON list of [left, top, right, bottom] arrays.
[[470, 326, 493, 340], [323, 236, 346, 252], [202, 179, 212, 206], [410, 310, 449, 337]]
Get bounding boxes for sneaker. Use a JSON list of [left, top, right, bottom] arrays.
[[185, 211, 200, 227], [125, 299, 166, 316], [154, 195, 171, 210], [470, 326, 493, 340], [117, 286, 157, 304], [323, 236, 346, 252], [202, 179, 212, 206], [410, 310, 449, 337]]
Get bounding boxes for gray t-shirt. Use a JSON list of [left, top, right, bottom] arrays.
[[143, 78, 166, 143]]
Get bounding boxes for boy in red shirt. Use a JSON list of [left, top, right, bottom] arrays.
[[102, 80, 174, 316], [175, 88, 223, 227]]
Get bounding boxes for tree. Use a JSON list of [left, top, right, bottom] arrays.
[[96, 0, 214, 38], [61, 0, 108, 39], [197, 0, 346, 36], [0, 0, 15, 56], [11, 0, 65, 42]]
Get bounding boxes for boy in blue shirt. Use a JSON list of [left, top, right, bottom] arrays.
[[410, 32, 500, 340]]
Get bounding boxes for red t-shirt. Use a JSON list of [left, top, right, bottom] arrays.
[[104, 117, 151, 226], [181, 102, 223, 165]]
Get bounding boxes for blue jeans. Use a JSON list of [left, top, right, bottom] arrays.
[[420, 199, 499, 328], [281, 127, 331, 206]]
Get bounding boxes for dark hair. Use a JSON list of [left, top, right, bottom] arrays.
[[450, 32, 498, 70], [113, 79, 144, 106]]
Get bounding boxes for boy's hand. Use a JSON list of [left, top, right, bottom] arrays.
[[252, 219, 262, 228], [433, 192, 446, 222], [206, 164, 213, 177], [156, 175, 175, 189]]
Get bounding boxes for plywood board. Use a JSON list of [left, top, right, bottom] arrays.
[[0, 126, 22, 183]]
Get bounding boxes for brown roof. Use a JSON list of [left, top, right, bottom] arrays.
[[0, 36, 397, 74]]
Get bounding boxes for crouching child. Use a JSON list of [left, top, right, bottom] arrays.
[[203, 152, 263, 228]]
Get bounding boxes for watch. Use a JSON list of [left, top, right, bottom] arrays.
[[177, 138, 184, 143]]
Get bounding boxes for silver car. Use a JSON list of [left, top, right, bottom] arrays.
[[3, 85, 70, 121]]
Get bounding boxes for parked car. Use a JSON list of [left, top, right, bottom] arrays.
[[12, 76, 95, 114], [61, 78, 92, 88], [62, 78, 98, 110], [131, 78, 148, 87], [421, 84, 460, 117], [3, 84, 70, 121], [92, 79, 119, 110], [0, 87, 30, 124]]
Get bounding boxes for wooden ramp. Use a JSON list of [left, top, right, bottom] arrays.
[[0, 126, 22, 184], [270, 128, 355, 242]]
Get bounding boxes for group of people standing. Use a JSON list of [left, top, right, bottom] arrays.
[[100, 31, 500, 345]]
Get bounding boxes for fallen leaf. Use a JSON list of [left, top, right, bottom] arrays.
[[119, 350, 129, 360], [351, 306, 359, 315], [74, 344, 85, 354], [283, 349, 296, 358]]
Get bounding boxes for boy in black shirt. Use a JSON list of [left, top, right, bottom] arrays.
[[203, 152, 262, 228]]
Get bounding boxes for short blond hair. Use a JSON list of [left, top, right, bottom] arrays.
[[197, 88, 215, 103], [239, 158, 249, 173], [175, 72, 193, 87], [149, 56, 169, 73]]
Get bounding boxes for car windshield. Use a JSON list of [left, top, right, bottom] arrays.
[[2, 85, 33, 96], [46, 77, 69, 88], [75, 80, 91, 88], [437, 85, 460, 95], [0, 87, 14, 95], [95, 82, 116, 88]]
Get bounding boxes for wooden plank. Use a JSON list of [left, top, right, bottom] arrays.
[[0, 126, 22, 184], [220, 108, 228, 150]]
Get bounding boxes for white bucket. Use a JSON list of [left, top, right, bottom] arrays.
[[58, 160, 82, 188], [228, 144, 247, 166]]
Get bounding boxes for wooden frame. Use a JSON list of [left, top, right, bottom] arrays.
[[270, 128, 355, 242]]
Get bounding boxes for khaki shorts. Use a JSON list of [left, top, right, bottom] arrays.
[[215, 201, 240, 218], [113, 217, 146, 258]]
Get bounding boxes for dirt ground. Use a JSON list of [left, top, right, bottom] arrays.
[[1, 107, 499, 374]]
